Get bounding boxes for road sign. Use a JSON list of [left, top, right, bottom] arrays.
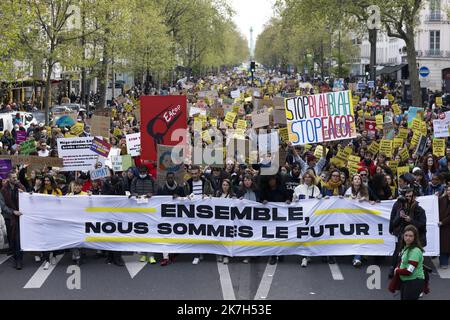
[[419, 67, 430, 77]]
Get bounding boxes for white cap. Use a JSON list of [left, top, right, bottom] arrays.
[[412, 167, 422, 174]]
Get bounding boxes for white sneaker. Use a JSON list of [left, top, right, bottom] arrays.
[[301, 258, 308, 268], [43, 261, 50, 270], [51, 256, 57, 265], [35, 255, 41, 263], [192, 258, 200, 265], [353, 260, 362, 268], [223, 257, 229, 265]]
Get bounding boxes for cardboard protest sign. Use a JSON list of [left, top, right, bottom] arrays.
[[433, 138, 446, 157], [140, 96, 187, 162], [433, 116, 450, 138], [381, 99, 389, 106], [252, 109, 270, 129], [126, 133, 141, 157], [90, 115, 110, 138], [0, 159, 13, 179], [285, 91, 356, 145], [111, 155, 134, 172], [19, 140, 36, 155], [156, 145, 184, 187], [90, 137, 112, 158], [273, 109, 287, 125], [0, 156, 63, 171]]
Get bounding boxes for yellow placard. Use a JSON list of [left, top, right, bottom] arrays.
[[393, 138, 404, 149], [376, 115, 384, 129], [420, 122, 427, 136], [379, 140, 393, 158], [236, 119, 247, 130], [387, 94, 395, 102], [389, 160, 399, 174], [113, 128, 122, 137], [210, 118, 218, 128], [368, 141, 380, 155], [410, 133, 421, 147], [400, 148, 410, 161], [201, 130, 212, 144], [348, 155, 361, 163], [70, 123, 85, 136], [397, 166, 410, 179], [398, 128, 409, 140], [224, 112, 237, 127], [436, 97, 443, 107], [392, 104, 401, 115], [279, 127, 289, 143], [433, 138, 446, 157], [411, 118, 422, 132]]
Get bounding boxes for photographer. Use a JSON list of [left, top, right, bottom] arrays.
[[388, 188, 427, 278]]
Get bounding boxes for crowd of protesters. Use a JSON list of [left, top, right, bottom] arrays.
[[0, 69, 449, 300]]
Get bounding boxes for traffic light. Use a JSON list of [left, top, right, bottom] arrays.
[[250, 61, 256, 72]]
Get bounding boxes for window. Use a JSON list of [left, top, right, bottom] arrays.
[[430, 30, 440, 53], [430, 0, 441, 20]]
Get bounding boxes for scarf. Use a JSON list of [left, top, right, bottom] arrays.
[[325, 180, 342, 196], [165, 181, 178, 191]]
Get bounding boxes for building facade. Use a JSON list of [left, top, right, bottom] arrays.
[[352, 0, 450, 92]]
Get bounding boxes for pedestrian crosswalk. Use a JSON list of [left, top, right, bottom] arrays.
[[23, 254, 65, 289], [1, 255, 450, 298]]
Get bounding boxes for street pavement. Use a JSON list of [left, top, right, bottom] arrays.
[[1, 252, 449, 300]]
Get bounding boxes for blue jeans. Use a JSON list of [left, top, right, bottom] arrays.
[[440, 254, 449, 267]]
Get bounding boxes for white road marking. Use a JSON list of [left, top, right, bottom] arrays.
[[123, 255, 148, 279], [0, 254, 11, 265], [24, 254, 65, 289], [254, 262, 277, 300], [432, 258, 450, 279], [329, 262, 344, 281], [217, 261, 236, 300]]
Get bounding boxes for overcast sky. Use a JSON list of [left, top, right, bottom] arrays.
[[229, 0, 275, 47]]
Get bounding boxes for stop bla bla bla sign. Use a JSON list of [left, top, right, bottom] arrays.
[[285, 90, 357, 145]]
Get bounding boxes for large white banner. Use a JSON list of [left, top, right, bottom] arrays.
[[19, 194, 439, 257]]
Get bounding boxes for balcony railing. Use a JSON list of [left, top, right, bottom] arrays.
[[424, 49, 444, 57], [425, 13, 443, 22]]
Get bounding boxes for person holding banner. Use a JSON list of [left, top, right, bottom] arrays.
[[1, 172, 24, 270], [215, 179, 235, 265], [345, 174, 370, 268], [293, 171, 322, 268], [322, 169, 346, 198]]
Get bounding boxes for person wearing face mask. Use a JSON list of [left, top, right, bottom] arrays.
[[358, 151, 376, 177], [131, 166, 157, 265], [388, 188, 427, 279]]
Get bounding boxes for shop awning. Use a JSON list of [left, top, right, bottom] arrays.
[[376, 64, 407, 76]]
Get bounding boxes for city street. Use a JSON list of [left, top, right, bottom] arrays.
[[1, 253, 449, 300]]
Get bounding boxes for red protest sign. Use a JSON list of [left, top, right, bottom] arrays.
[[140, 96, 187, 161]]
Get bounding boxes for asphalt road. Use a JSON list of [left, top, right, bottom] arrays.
[[1, 252, 449, 300]]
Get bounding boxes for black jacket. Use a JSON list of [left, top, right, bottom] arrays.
[[390, 200, 427, 247], [157, 183, 185, 197]]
